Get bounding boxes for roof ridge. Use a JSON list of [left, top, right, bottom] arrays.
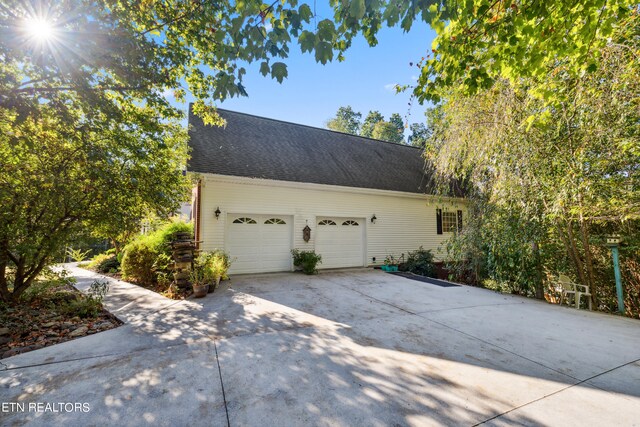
[[209, 106, 423, 151]]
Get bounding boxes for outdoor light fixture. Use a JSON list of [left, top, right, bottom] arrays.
[[371, 214, 377, 224], [214, 207, 221, 219]]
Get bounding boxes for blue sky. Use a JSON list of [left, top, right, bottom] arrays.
[[175, 19, 437, 130]]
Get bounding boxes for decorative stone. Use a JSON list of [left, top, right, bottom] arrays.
[[0, 327, 9, 336], [69, 326, 88, 338]]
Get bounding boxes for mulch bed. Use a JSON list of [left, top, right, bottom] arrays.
[[388, 271, 461, 287], [0, 289, 122, 360]]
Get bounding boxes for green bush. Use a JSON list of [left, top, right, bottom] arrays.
[[291, 249, 322, 275], [88, 253, 121, 273], [121, 220, 193, 287], [121, 239, 159, 285], [59, 281, 109, 318], [66, 247, 91, 262], [20, 268, 76, 304], [402, 246, 436, 277]]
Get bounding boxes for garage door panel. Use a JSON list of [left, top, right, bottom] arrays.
[[227, 215, 292, 274], [316, 217, 364, 269]]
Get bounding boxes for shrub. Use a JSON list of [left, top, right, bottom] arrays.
[[88, 253, 121, 273], [210, 250, 232, 280], [66, 247, 91, 262], [402, 246, 436, 277], [59, 281, 109, 318], [120, 219, 193, 287], [291, 249, 322, 275], [384, 255, 399, 266], [20, 268, 76, 304], [121, 238, 158, 286]]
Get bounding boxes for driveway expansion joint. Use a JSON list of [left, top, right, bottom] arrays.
[[213, 339, 231, 427], [2, 353, 119, 372], [346, 284, 582, 383], [474, 356, 640, 426]]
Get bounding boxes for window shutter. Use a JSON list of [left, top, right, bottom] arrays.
[[436, 209, 443, 235], [457, 210, 463, 231]]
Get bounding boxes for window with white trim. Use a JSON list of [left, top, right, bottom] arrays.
[[342, 220, 359, 226]]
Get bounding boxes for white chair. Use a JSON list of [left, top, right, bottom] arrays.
[[557, 274, 592, 310]]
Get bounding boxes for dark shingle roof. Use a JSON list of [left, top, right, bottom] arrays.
[[187, 108, 437, 194]]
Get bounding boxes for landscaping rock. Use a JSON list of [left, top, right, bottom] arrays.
[[42, 321, 58, 328], [69, 326, 89, 338], [0, 327, 10, 336], [60, 322, 75, 329], [0, 336, 10, 346], [93, 321, 113, 330]]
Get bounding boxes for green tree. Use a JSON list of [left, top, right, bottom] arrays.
[[429, 20, 639, 308], [0, 0, 354, 303], [389, 113, 405, 138], [0, 103, 189, 303], [361, 111, 385, 138], [327, 0, 636, 104], [326, 106, 362, 134], [371, 121, 404, 144], [408, 123, 431, 148]]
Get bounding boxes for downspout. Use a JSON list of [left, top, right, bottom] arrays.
[[195, 179, 202, 250]]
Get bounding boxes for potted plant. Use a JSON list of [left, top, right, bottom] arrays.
[[210, 250, 232, 292], [291, 249, 322, 275], [189, 260, 209, 298], [382, 255, 399, 272]]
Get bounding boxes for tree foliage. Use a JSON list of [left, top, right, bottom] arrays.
[[408, 122, 431, 148], [326, 106, 417, 144], [360, 110, 384, 138], [429, 16, 639, 310], [323, 0, 637, 104], [325, 105, 362, 134], [371, 121, 404, 143], [0, 101, 189, 303]]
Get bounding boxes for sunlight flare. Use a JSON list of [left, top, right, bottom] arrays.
[[24, 17, 55, 42]]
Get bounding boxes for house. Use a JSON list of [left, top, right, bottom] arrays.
[[188, 108, 466, 274]]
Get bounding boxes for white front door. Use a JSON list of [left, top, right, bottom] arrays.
[[226, 214, 292, 274], [315, 217, 365, 269]]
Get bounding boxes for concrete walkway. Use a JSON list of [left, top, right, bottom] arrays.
[[1, 265, 639, 426]]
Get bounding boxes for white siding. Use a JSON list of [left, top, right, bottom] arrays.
[[199, 174, 466, 269]]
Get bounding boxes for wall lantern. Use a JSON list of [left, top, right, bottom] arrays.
[[302, 225, 311, 242], [371, 214, 377, 224], [605, 235, 624, 313], [214, 207, 221, 219]]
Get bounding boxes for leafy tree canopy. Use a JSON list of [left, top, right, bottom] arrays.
[[408, 122, 431, 148], [0, 101, 190, 303], [371, 121, 404, 144], [325, 105, 362, 134], [361, 110, 384, 138], [427, 15, 639, 307]]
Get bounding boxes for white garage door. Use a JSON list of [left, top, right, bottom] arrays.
[[315, 217, 365, 269], [226, 214, 292, 274]]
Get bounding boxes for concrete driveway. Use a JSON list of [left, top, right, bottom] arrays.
[[1, 266, 639, 426]]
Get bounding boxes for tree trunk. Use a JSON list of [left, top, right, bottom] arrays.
[[557, 221, 590, 296], [0, 239, 9, 303], [532, 241, 544, 300], [578, 219, 598, 307], [565, 222, 589, 287], [111, 238, 120, 256]]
